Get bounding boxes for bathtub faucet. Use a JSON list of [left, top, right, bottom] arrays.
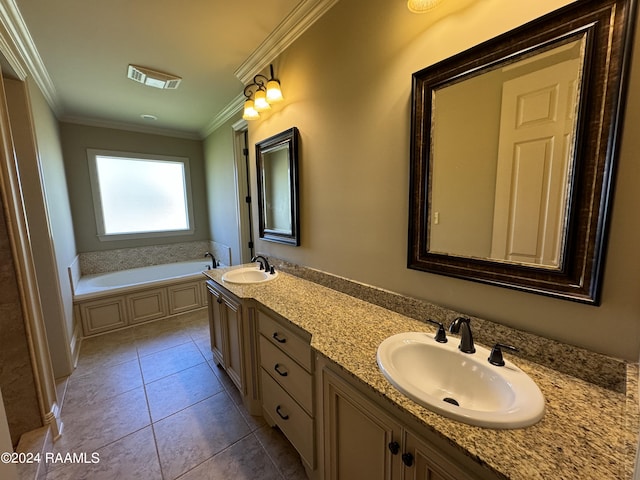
[[204, 252, 217, 269]]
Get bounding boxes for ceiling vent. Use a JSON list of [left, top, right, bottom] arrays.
[[127, 65, 182, 90]]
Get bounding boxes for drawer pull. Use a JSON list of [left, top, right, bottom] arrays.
[[272, 332, 287, 343], [275, 405, 289, 420], [274, 363, 288, 376], [402, 452, 414, 467]]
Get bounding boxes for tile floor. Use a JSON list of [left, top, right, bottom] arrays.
[[47, 310, 308, 480]]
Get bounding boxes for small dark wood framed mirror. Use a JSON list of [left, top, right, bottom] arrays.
[[408, 0, 636, 304], [256, 127, 300, 246]]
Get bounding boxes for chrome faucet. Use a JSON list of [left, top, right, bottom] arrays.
[[251, 255, 272, 273], [449, 317, 475, 354], [204, 252, 217, 269]]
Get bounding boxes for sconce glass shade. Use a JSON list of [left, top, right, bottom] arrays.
[[242, 99, 260, 120], [266, 80, 284, 103], [254, 89, 271, 111], [407, 0, 441, 12]]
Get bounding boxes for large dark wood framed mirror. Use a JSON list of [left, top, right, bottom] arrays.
[[408, 0, 636, 304], [256, 127, 300, 246]]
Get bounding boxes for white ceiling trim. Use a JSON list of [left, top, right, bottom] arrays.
[[203, 0, 339, 138], [0, 0, 60, 113], [0, 21, 27, 79], [234, 0, 339, 84], [60, 115, 202, 140], [201, 93, 245, 138]]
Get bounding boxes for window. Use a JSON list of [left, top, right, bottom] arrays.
[[87, 149, 194, 240]]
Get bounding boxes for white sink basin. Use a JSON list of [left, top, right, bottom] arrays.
[[376, 332, 545, 429], [221, 266, 279, 284]]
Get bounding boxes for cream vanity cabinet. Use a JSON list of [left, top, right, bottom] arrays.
[[206, 280, 246, 393], [320, 360, 489, 480], [257, 306, 316, 473], [205, 276, 496, 480]]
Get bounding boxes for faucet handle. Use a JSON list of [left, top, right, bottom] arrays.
[[488, 343, 518, 366], [425, 319, 448, 343]]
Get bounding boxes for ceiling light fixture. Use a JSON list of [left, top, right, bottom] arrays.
[[242, 64, 283, 121], [407, 0, 442, 13], [127, 65, 182, 90]]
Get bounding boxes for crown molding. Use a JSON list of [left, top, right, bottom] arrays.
[[0, 20, 27, 79], [60, 115, 202, 140], [0, 0, 60, 113], [234, 0, 339, 84], [200, 93, 244, 139]]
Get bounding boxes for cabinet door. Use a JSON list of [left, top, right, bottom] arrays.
[[404, 431, 476, 480], [80, 297, 127, 335], [223, 295, 245, 393], [323, 368, 401, 480], [167, 281, 201, 314], [127, 288, 167, 324], [207, 286, 225, 367]]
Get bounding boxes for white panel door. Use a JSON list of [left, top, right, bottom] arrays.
[[491, 58, 580, 267]]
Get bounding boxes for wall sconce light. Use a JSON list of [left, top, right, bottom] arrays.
[[407, 0, 442, 13], [243, 64, 284, 120]]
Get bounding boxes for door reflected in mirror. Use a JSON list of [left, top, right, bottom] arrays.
[[256, 127, 300, 246], [429, 37, 585, 269]]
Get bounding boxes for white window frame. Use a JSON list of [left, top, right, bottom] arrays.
[[87, 149, 195, 241]]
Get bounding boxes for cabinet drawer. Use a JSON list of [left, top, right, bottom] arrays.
[[258, 310, 312, 371], [261, 369, 314, 468], [260, 335, 313, 414]]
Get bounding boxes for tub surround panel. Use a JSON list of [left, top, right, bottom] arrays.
[[208, 240, 232, 267], [79, 241, 210, 275], [76, 281, 207, 337], [67, 255, 80, 293], [270, 257, 627, 393], [204, 266, 639, 480]]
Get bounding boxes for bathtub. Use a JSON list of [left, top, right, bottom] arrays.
[[74, 259, 213, 299], [72, 259, 215, 336]]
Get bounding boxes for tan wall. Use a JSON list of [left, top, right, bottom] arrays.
[[60, 122, 209, 253], [429, 70, 501, 257], [0, 82, 42, 442], [204, 112, 245, 265], [4, 78, 74, 378], [240, 0, 640, 360], [25, 77, 78, 376]]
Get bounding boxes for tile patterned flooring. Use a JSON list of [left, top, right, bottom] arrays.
[[47, 311, 308, 480]]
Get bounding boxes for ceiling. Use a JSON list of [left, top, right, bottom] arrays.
[[5, 0, 335, 139]]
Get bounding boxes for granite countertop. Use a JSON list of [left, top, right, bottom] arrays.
[[204, 267, 639, 480]]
